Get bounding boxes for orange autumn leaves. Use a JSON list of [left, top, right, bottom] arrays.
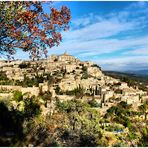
[[0, 2, 71, 59]]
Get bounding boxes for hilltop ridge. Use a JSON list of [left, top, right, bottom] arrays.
[[0, 53, 148, 115]]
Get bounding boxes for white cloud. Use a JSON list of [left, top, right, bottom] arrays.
[[62, 19, 134, 41], [47, 4, 148, 71], [49, 35, 148, 57], [94, 56, 148, 71], [126, 1, 148, 9], [123, 47, 148, 55], [50, 2, 148, 58], [72, 17, 91, 27]]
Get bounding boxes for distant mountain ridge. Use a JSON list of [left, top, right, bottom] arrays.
[[124, 70, 148, 76], [103, 70, 148, 85]]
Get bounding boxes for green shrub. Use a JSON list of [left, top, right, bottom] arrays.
[[91, 64, 101, 70], [13, 90, 23, 102], [81, 72, 89, 79], [64, 86, 85, 98], [0, 71, 8, 81], [55, 86, 63, 95], [23, 98, 41, 119], [19, 62, 30, 69], [88, 99, 100, 107], [82, 66, 87, 72], [138, 127, 148, 146]]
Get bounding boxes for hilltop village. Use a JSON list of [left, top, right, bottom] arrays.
[[0, 52, 148, 115]]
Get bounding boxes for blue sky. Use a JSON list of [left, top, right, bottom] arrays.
[[15, 1, 148, 71]]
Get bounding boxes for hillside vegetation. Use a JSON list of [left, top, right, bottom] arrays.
[[103, 71, 148, 92]]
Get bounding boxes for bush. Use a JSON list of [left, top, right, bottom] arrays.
[[13, 90, 23, 102], [106, 124, 123, 132], [23, 98, 41, 119], [53, 99, 103, 146], [91, 64, 101, 70], [0, 71, 8, 81], [138, 127, 148, 146], [82, 66, 87, 72], [79, 133, 98, 146], [81, 72, 89, 79], [56, 99, 90, 113], [19, 62, 30, 69], [64, 86, 85, 98], [88, 99, 100, 107], [0, 101, 24, 146], [105, 101, 132, 128], [21, 75, 44, 87], [55, 86, 63, 95], [97, 136, 109, 147]]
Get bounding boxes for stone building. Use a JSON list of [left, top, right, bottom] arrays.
[[58, 52, 79, 62], [47, 52, 79, 63], [48, 54, 58, 62]]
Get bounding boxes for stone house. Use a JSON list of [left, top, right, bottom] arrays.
[[87, 67, 103, 78]]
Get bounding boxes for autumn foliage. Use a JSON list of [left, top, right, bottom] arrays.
[[0, 1, 71, 60]]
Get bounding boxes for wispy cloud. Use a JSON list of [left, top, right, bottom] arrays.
[[13, 2, 148, 71], [94, 56, 148, 71], [48, 2, 148, 71], [123, 47, 148, 55], [72, 17, 91, 27], [49, 33, 148, 58], [62, 19, 135, 41]]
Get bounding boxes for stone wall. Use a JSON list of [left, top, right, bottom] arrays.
[[103, 91, 114, 101], [0, 85, 39, 96], [56, 95, 74, 101], [21, 87, 39, 96]]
